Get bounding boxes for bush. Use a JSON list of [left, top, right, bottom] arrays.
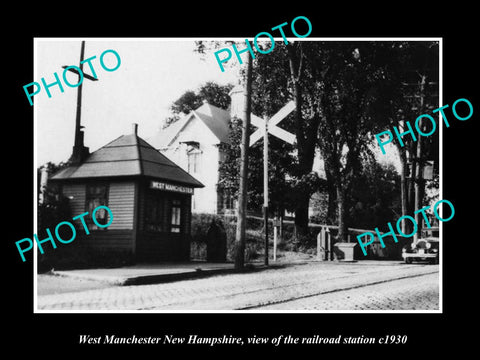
[[190, 213, 324, 263], [191, 213, 264, 262], [190, 213, 225, 260]]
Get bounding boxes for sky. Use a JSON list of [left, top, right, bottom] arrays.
[[35, 39, 239, 167], [34, 38, 402, 172]]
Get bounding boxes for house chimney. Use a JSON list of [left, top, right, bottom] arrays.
[[132, 123, 138, 135], [69, 128, 90, 165], [229, 85, 245, 119]]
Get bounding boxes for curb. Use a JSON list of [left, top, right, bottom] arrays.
[[123, 263, 289, 285], [52, 262, 288, 287]]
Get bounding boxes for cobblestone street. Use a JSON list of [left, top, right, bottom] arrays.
[[259, 272, 438, 310], [37, 261, 440, 311]]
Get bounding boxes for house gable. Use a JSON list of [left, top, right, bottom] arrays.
[[147, 102, 231, 151], [173, 111, 221, 147]]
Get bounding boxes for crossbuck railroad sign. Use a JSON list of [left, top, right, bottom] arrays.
[[249, 100, 296, 147], [249, 100, 296, 264]]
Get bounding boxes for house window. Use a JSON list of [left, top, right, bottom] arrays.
[[145, 194, 165, 232], [187, 150, 201, 174], [85, 183, 109, 230], [170, 199, 182, 233]]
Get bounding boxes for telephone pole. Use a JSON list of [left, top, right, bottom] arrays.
[[64, 40, 98, 165], [234, 50, 253, 270], [413, 74, 427, 244], [263, 117, 269, 266]]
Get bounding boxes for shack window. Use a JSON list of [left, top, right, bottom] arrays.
[[86, 183, 109, 230], [170, 199, 182, 233]]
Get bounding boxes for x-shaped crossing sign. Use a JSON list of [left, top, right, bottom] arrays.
[[247, 100, 296, 265], [249, 100, 296, 147]]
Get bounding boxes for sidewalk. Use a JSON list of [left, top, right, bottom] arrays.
[[49, 260, 294, 286], [40, 258, 406, 293]]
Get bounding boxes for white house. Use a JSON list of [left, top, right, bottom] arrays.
[[147, 85, 329, 217], [147, 85, 246, 214]]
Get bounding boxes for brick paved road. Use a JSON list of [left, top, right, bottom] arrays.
[[258, 272, 439, 310], [37, 262, 439, 311]]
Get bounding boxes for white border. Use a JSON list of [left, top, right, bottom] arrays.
[[33, 37, 443, 314]]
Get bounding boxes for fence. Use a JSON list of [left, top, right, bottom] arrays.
[[210, 213, 414, 261], [241, 216, 412, 261], [314, 224, 413, 261]]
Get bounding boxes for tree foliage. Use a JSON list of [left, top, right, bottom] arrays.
[[219, 117, 306, 214], [349, 160, 401, 231], [381, 41, 440, 233], [37, 162, 72, 257], [163, 82, 234, 128], [200, 40, 438, 244]]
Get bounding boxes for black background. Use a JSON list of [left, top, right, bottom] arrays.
[[5, 3, 476, 356]]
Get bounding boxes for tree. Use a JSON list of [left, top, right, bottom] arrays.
[[198, 82, 233, 110], [194, 40, 325, 242], [376, 41, 439, 234], [37, 162, 72, 271], [303, 42, 403, 242], [225, 41, 424, 244], [218, 118, 300, 216], [163, 82, 234, 128], [285, 43, 323, 238], [171, 90, 202, 115], [349, 160, 401, 230], [247, 42, 323, 238], [207, 40, 438, 248]]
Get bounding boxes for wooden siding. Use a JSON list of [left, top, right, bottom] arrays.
[[62, 184, 86, 216], [59, 179, 193, 263], [62, 181, 135, 230], [108, 181, 135, 230], [79, 230, 133, 251], [60, 181, 136, 258]]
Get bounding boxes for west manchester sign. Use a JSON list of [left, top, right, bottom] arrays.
[[150, 180, 194, 194]]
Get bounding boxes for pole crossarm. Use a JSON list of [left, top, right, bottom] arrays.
[[62, 65, 99, 81]]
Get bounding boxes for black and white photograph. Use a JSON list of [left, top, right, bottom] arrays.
[[33, 38, 442, 312], [6, 6, 477, 356]]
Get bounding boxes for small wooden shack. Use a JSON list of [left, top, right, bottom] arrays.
[[50, 124, 203, 263]]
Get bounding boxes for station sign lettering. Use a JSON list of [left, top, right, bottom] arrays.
[[150, 180, 194, 194]]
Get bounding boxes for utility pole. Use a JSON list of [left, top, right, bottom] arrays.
[[413, 74, 427, 244], [64, 40, 98, 165], [234, 50, 253, 270], [250, 101, 296, 264], [263, 117, 269, 266]]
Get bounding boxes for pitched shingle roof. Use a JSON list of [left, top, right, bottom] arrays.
[[51, 132, 204, 187], [194, 102, 231, 143], [147, 102, 231, 149]]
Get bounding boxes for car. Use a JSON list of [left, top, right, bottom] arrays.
[[402, 237, 439, 264]]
